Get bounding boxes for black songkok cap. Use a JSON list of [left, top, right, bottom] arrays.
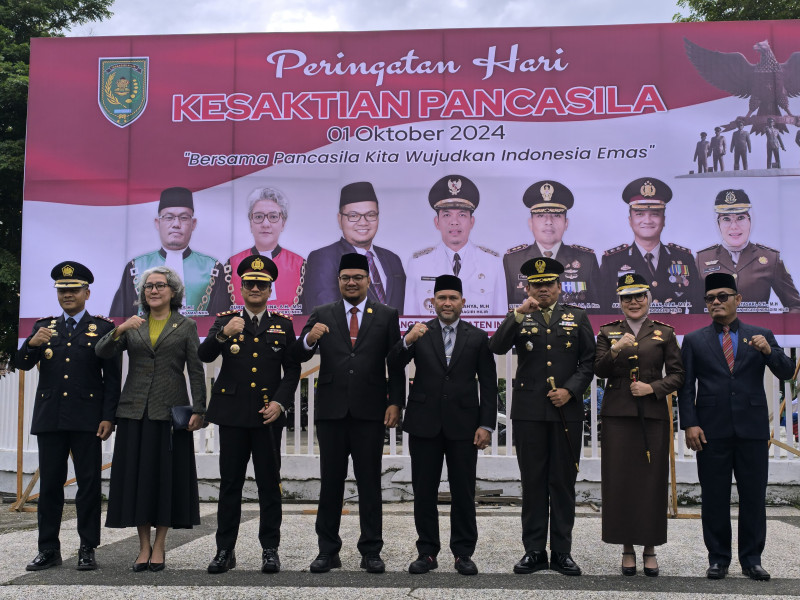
[[433, 274, 463, 294], [340, 182, 378, 208], [705, 272, 737, 292], [339, 252, 369, 273], [158, 187, 194, 212]]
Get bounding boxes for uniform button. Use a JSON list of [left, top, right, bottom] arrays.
[[546, 329, 551, 334], [349, 369, 354, 374], [253, 337, 259, 343], [250, 382, 256, 388], [63, 392, 68, 397], [221, 388, 226, 393], [252, 367, 257, 373], [520, 383, 524, 388], [64, 374, 69, 379], [351, 353, 355, 358], [547, 361, 552, 366], [67, 342, 71, 347], [253, 353, 258, 358], [89, 393, 94, 398], [263, 395, 268, 400], [87, 342, 91, 346], [634, 342, 639, 347], [445, 376, 450, 381], [65, 358, 70, 362], [546, 345, 551, 350]]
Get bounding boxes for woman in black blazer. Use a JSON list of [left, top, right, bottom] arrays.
[[96, 266, 206, 572]]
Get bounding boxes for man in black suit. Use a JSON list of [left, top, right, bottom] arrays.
[[16, 262, 121, 571], [489, 257, 595, 576], [303, 182, 405, 313], [200, 255, 301, 574], [293, 253, 405, 573], [389, 275, 497, 576], [678, 272, 794, 581]]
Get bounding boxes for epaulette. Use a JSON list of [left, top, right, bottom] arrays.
[[477, 245, 499, 257], [413, 247, 435, 259], [667, 242, 693, 253], [271, 311, 293, 321], [35, 316, 56, 323], [560, 303, 583, 311], [94, 315, 115, 323], [216, 309, 239, 317], [697, 244, 719, 254], [650, 319, 674, 330], [600, 319, 623, 327], [569, 244, 595, 254], [506, 243, 530, 254], [603, 243, 629, 256], [754, 242, 779, 253]]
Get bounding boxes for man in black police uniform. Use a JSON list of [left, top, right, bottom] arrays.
[[489, 257, 595, 576], [199, 255, 301, 574], [503, 180, 600, 313], [16, 262, 120, 571], [600, 177, 703, 314], [389, 274, 497, 576]]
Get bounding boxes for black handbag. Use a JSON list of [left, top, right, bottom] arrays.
[[170, 405, 193, 430]]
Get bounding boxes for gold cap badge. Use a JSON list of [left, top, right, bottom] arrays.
[[540, 183, 554, 202], [447, 179, 462, 196], [252, 257, 264, 271], [725, 191, 736, 204], [625, 274, 634, 285], [535, 259, 546, 274], [62, 265, 75, 277], [640, 181, 656, 197]]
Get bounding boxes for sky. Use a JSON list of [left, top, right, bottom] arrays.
[[68, 0, 684, 37]]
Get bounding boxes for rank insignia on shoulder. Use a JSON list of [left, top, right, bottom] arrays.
[[667, 242, 692, 253], [273, 311, 293, 320], [601, 320, 623, 328], [604, 244, 629, 256], [94, 315, 115, 323], [413, 247, 435, 258], [754, 243, 779, 253], [570, 244, 595, 253], [478, 245, 499, 257], [506, 243, 530, 254], [650, 319, 673, 329], [216, 309, 239, 317]]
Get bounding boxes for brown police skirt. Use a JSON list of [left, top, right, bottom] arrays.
[[601, 416, 669, 546]]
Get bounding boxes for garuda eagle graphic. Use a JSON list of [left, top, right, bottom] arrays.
[[684, 38, 800, 133]]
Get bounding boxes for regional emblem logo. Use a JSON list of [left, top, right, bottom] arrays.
[[98, 58, 149, 128]]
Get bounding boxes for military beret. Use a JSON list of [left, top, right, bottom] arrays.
[[714, 189, 751, 214], [339, 252, 369, 273], [340, 182, 378, 208], [238, 254, 278, 282], [433, 274, 463, 294], [521, 257, 564, 283], [616, 272, 649, 296], [523, 180, 574, 214], [622, 177, 671, 210], [705, 272, 737, 292], [158, 187, 194, 212], [51, 261, 93, 287], [429, 175, 479, 212]]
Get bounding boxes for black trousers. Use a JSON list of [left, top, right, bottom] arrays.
[[409, 433, 478, 557], [696, 437, 768, 568], [36, 431, 102, 550], [315, 417, 385, 556], [216, 425, 283, 550], [513, 419, 582, 554]]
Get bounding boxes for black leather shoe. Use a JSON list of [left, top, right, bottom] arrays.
[[454, 555, 478, 576], [360, 554, 385, 574], [409, 554, 438, 574], [706, 563, 729, 579], [148, 560, 165, 572], [310, 553, 342, 573], [76, 545, 96, 571], [207, 549, 236, 574], [513, 550, 549, 574], [621, 551, 636, 576], [642, 552, 659, 577], [551, 552, 582, 576], [26, 549, 63, 571], [261, 548, 280, 574], [742, 565, 770, 581]]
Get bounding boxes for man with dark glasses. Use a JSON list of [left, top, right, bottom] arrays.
[[678, 272, 793, 581]]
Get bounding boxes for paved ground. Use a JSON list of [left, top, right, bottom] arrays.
[[0, 500, 799, 599]]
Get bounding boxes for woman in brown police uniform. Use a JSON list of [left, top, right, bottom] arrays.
[[594, 273, 684, 576]]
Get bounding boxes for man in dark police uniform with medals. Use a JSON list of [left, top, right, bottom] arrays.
[[600, 177, 703, 314], [503, 180, 600, 313], [200, 255, 301, 574], [489, 257, 595, 576], [16, 262, 120, 571]]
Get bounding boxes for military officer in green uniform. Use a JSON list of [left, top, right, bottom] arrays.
[[489, 257, 595, 577], [696, 189, 800, 313], [110, 187, 225, 317], [503, 180, 600, 313], [600, 177, 703, 314], [200, 254, 301, 574]]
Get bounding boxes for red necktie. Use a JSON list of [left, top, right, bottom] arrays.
[[349, 307, 359, 347], [722, 325, 734, 372]]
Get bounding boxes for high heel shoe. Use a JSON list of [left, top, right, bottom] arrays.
[[132, 549, 151, 572], [621, 551, 636, 576], [148, 547, 165, 572], [643, 553, 659, 577]]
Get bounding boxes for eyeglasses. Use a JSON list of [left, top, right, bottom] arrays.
[[620, 293, 648, 303], [340, 211, 379, 223], [338, 274, 368, 283], [704, 292, 733, 304], [143, 282, 168, 292], [242, 280, 271, 290], [718, 214, 750, 225], [158, 214, 192, 224], [250, 212, 282, 224]]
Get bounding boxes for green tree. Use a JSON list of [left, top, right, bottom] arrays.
[[674, 0, 800, 22], [0, 0, 112, 369]]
